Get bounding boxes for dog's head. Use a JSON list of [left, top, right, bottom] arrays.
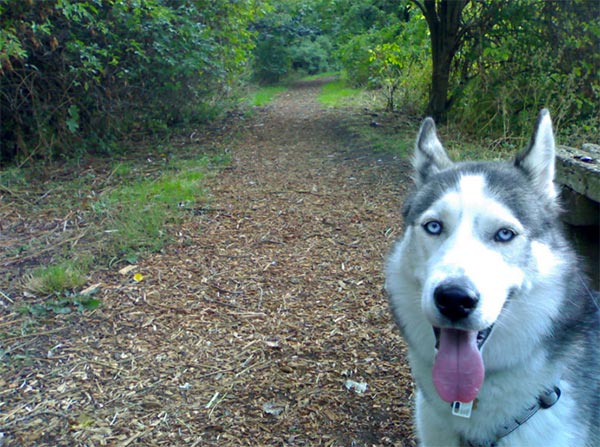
[[397, 110, 562, 402]]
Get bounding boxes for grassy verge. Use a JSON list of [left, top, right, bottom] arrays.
[[1, 150, 227, 312], [246, 85, 287, 106], [317, 79, 365, 108], [93, 159, 209, 260], [315, 78, 415, 158], [300, 71, 339, 81], [247, 72, 340, 108]]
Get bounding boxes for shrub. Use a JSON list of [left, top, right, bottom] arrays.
[[289, 35, 335, 75], [252, 34, 291, 84], [0, 0, 262, 163], [450, 0, 599, 143]]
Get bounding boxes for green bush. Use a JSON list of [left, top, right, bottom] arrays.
[[252, 34, 291, 84], [289, 35, 335, 75], [0, 0, 262, 163], [251, 1, 339, 85], [337, 33, 375, 85], [450, 0, 599, 143], [332, 0, 597, 143], [367, 15, 429, 111], [337, 9, 429, 113]]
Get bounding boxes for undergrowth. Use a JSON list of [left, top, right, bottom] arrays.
[[316, 78, 528, 162]]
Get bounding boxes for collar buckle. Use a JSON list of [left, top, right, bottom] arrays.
[[538, 386, 561, 409]]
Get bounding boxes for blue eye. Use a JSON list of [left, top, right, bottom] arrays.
[[423, 220, 443, 235], [495, 228, 517, 242]]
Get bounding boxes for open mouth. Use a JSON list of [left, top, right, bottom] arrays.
[[431, 325, 494, 403], [433, 325, 493, 350]]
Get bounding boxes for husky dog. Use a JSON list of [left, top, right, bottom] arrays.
[[385, 110, 599, 447]]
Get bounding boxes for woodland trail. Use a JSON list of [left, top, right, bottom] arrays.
[[1, 79, 417, 446]]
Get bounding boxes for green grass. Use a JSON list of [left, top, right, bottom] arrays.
[[315, 79, 417, 158], [247, 86, 287, 106], [4, 151, 225, 307], [354, 118, 510, 162], [25, 260, 87, 295], [246, 72, 340, 108], [0, 166, 28, 190], [432, 122, 523, 162], [315, 81, 513, 161], [314, 78, 516, 161], [94, 157, 209, 259], [356, 123, 415, 158], [110, 161, 134, 179], [300, 71, 339, 81], [317, 80, 364, 107]]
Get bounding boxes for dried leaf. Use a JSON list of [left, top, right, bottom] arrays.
[[118, 265, 138, 275]]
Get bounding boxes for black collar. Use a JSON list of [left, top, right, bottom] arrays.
[[461, 386, 561, 447]]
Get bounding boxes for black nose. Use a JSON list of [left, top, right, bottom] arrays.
[[434, 279, 480, 322]]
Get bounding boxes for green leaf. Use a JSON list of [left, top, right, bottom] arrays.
[[66, 105, 80, 133], [47, 300, 72, 314], [76, 297, 101, 312]]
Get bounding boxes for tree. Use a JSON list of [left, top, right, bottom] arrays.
[[448, 0, 599, 139], [410, 0, 468, 121], [410, 0, 524, 122]]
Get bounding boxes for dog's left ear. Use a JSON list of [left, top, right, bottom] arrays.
[[515, 109, 557, 200]]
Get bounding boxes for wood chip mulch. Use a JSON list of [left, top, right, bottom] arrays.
[[0, 79, 417, 446]]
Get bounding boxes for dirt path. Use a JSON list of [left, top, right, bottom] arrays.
[[1, 80, 416, 446]]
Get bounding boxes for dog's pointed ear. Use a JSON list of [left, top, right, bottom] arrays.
[[413, 117, 453, 185], [515, 109, 557, 200]]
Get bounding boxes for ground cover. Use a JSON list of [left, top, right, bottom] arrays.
[[0, 78, 418, 446]]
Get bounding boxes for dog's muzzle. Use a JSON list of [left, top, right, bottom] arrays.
[[432, 277, 494, 349]]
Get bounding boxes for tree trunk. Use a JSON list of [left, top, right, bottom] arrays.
[[415, 0, 469, 122], [428, 32, 453, 121]]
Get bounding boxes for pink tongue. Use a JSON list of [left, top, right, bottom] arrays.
[[432, 329, 484, 403]]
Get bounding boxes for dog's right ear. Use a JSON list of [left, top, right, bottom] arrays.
[[413, 117, 453, 185]]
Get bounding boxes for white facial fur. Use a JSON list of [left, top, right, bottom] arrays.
[[418, 175, 527, 330]]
